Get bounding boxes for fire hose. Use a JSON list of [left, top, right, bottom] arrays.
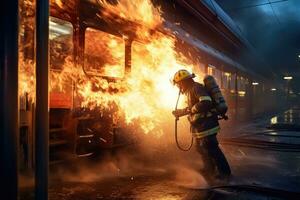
[[174, 90, 194, 151], [174, 90, 228, 151]]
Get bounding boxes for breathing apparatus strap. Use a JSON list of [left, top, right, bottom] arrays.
[[174, 90, 194, 151]]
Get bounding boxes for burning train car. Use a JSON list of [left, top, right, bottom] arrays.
[[18, 0, 284, 167]]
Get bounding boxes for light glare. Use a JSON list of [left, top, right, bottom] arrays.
[[283, 76, 293, 80]]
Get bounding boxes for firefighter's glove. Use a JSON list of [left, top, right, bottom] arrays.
[[172, 107, 190, 118], [191, 105, 199, 114]]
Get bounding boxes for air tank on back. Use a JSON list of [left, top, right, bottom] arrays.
[[203, 75, 228, 118]]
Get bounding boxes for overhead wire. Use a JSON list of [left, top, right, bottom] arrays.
[[220, 0, 286, 79], [225, 0, 288, 12], [268, 0, 281, 25]]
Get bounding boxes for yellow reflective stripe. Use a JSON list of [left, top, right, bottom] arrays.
[[199, 96, 212, 102], [193, 113, 204, 119], [193, 126, 220, 139], [193, 112, 213, 120]]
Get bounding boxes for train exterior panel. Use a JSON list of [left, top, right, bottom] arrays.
[[18, 0, 286, 168]]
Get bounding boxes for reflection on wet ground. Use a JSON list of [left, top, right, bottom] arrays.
[[219, 106, 300, 197], [273, 108, 300, 125], [20, 107, 300, 199]]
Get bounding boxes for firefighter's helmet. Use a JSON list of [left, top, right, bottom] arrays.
[[173, 69, 195, 84]]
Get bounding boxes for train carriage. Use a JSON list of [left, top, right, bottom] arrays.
[[18, 0, 283, 168]]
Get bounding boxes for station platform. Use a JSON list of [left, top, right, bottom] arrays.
[[20, 107, 300, 200]]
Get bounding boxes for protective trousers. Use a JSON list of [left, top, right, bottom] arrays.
[[196, 134, 231, 179]]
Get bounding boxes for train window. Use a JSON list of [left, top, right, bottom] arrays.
[[84, 28, 125, 78], [214, 68, 222, 85], [237, 76, 246, 96], [222, 72, 231, 90], [229, 73, 236, 92], [49, 17, 73, 70], [197, 62, 206, 75], [207, 65, 214, 75], [237, 76, 241, 90], [193, 62, 205, 81], [239, 76, 246, 91]]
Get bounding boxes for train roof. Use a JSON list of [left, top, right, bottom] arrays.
[[50, 0, 266, 82], [165, 22, 261, 78]]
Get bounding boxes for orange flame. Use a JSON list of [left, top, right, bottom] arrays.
[[98, 0, 163, 29], [19, 54, 36, 101], [75, 0, 201, 135], [19, 0, 204, 137]]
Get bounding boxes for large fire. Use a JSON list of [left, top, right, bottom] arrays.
[[99, 0, 163, 29], [19, 0, 204, 136]]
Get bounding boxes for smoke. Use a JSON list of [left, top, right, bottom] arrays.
[[53, 155, 208, 189], [51, 119, 209, 189], [215, 0, 300, 78], [173, 167, 208, 188]]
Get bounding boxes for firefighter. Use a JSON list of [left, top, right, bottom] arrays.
[[172, 69, 231, 182]]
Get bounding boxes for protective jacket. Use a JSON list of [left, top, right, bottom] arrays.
[[186, 81, 220, 138]]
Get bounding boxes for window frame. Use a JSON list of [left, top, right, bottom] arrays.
[[83, 27, 126, 79], [49, 16, 75, 72]]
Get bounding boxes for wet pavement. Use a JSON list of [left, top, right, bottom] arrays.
[[20, 107, 300, 199]]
